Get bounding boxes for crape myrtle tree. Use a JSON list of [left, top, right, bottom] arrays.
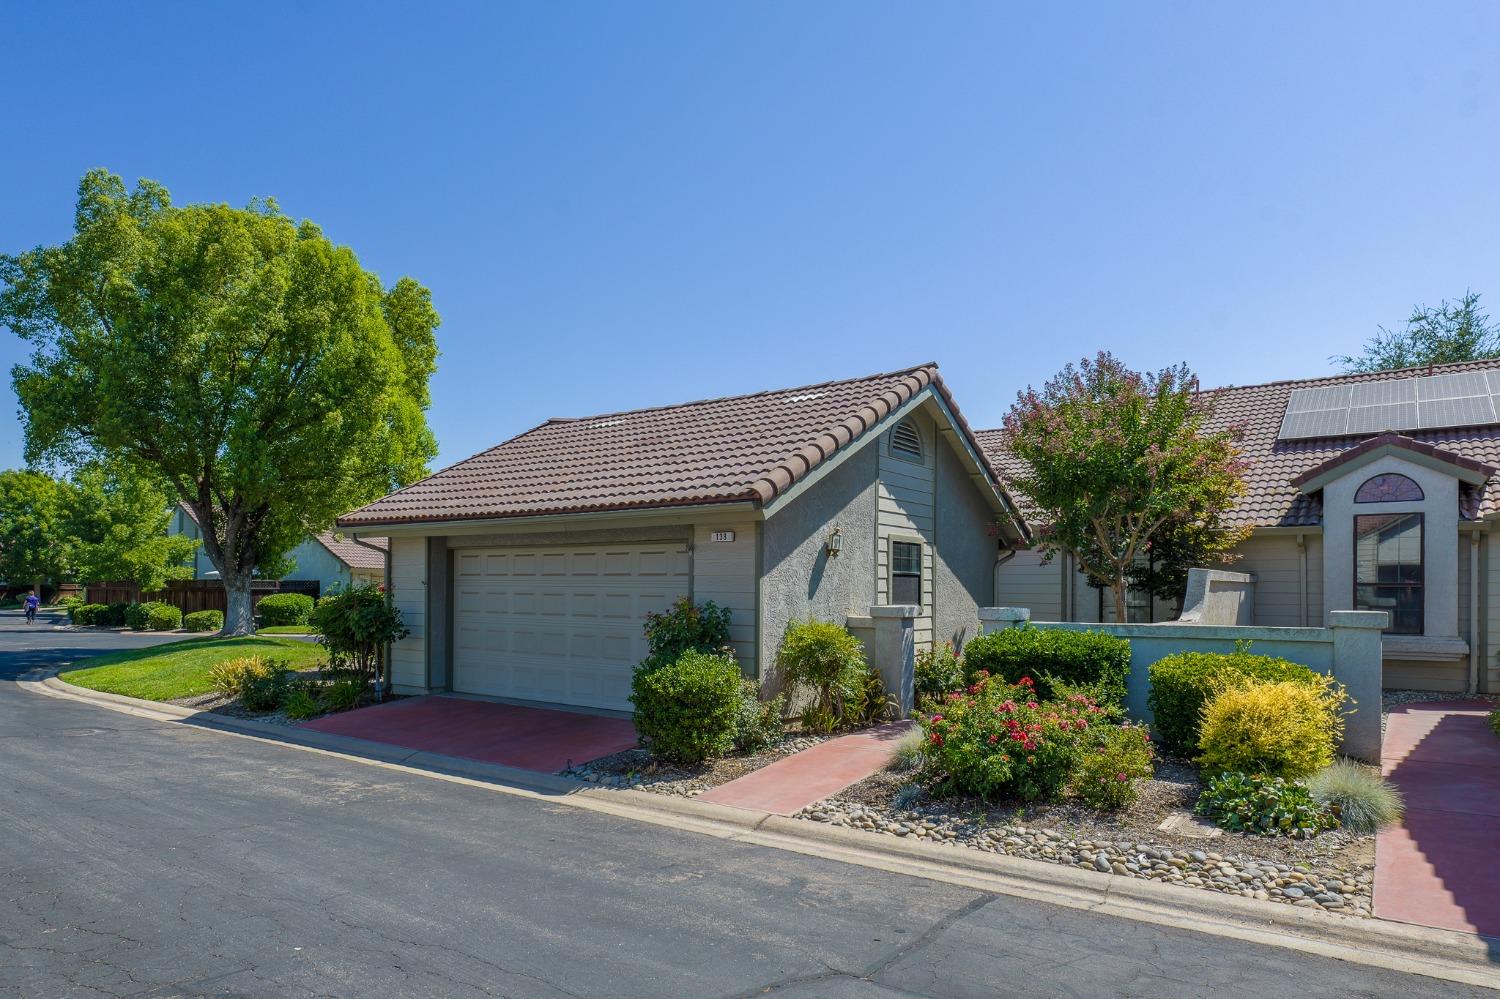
[[1002, 352, 1250, 622], [1, 171, 439, 634]]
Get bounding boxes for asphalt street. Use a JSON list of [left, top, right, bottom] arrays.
[[0, 609, 1490, 997]]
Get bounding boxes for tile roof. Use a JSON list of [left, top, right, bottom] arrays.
[[316, 531, 388, 570], [340, 363, 1016, 528], [978, 358, 1500, 530]]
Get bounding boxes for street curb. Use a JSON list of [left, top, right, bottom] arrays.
[[28, 672, 1500, 989]]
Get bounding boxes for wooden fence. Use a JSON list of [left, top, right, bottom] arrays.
[[83, 579, 320, 615]]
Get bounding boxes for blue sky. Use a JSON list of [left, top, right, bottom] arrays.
[[3, 2, 1498, 472]]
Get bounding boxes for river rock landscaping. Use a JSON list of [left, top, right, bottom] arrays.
[[791, 749, 1375, 917]]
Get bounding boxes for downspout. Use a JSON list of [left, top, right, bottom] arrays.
[[1062, 553, 1074, 622], [993, 546, 1017, 624], [350, 534, 393, 702], [1469, 532, 1481, 696], [1296, 533, 1308, 628]]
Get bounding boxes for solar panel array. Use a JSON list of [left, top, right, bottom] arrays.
[[1278, 370, 1500, 441]]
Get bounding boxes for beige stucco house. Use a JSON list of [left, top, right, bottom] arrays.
[[336, 364, 1029, 710], [986, 359, 1500, 695], [168, 505, 386, 595]]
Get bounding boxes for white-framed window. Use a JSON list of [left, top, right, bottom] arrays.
[[890, 539, 922, 605]]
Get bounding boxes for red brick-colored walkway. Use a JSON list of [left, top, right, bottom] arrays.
[[1376, 700, 1500, 938], [698, 721, 913, 815], [300, 695, 638, 774]]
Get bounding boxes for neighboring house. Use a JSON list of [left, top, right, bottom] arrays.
[[337, 364, 1030, 709], [985, 358, 1500, 694], [168, 504, 386, 595]]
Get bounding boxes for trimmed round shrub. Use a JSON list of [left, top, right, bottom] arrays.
[[1197, 677, 1346, 779], [126, 601, 176, 631], [776, 619, 870, 733], [145, 603, 182, 631], [183, 609, 224, 632], [70, 603, 107, 626], [1147, 651, 1325, 753], [1195, 772, 1336, 838], [631, 650, 742, 763], [102, 602, 131, 627], [1307, 760, 1403, 833], [1072, 722, 1155, 810], [257, 592, 315, 626], [960, 625, 1130, 709]]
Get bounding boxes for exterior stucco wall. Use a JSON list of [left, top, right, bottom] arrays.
[[933, 435, 997, 650], [760, 443, 879, 691]]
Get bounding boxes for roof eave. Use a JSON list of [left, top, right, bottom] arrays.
[[337, 498, 765, 536]]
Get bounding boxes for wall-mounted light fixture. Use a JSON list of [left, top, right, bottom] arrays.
[[825, 526, 843, 558]]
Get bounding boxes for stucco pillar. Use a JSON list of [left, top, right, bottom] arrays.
[[1329, 610, 1387, 762], [868, 605, 918, 714], [978, 606, 1030, 635]]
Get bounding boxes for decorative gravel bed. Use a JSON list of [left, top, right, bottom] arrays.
[[564, 735, 830, 796], [792, 752, 1375, 918]]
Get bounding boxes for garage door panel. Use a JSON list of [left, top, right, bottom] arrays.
[[452, 544, 689, 710]]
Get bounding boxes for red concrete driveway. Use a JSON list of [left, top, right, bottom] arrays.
[[1376, 700, 1500, 938], [301, 695, 638, 774]]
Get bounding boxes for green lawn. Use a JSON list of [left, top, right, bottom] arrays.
[[256, 624, 319, 635], [60, 636, 325, 702]]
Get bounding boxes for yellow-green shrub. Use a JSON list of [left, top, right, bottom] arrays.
[[1197, 677, 1346, 779], [207, 655, 279, 698]]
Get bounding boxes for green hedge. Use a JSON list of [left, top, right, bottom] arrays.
[[631, 650, 743, 763], [960, 625, 1131, 708], [71, 603, 108, 626], [183, 609, 224, 632], [1147, 651, 1324, 753], [145, 603, 182, 631], [257, 593, 315, 626]]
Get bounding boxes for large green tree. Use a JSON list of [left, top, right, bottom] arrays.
[[64, 462, 198, 590], [0, 469, 68, 595], [1, 170, 439, 634], [1002, 353, 1250, 622], [1333, 290, 1498, 373]]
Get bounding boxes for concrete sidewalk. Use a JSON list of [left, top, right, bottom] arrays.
[[699, 721, 912, 814], [1377, 700, 1500, 938]]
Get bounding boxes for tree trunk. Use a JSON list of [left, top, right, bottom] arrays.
[[222, 570, 255, 636], [1112, 576, 1129, 624]]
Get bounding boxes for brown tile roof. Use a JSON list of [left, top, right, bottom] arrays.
[[316, 532, 387, 570], [1287, 432, 1499, 489], [340, 364, 1018, 528], [979, 358, 1500, 530]]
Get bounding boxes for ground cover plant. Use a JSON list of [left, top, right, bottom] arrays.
[[1194, 772, 1337, 838]]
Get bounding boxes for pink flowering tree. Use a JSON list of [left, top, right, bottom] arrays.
[[1001, 353, 1250, 622]]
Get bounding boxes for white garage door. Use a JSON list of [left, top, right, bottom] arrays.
[[451, 544, 691, 711]]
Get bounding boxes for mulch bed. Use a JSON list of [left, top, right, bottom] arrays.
[[565, 733, 834, 796]]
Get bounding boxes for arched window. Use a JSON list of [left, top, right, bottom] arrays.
[[890, 419, 923, 461], [1354, 473, 1423, 503]]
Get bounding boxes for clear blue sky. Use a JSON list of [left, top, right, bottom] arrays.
[[3, 2, 1498, 473]]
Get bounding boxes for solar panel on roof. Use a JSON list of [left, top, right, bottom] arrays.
[[1418, 395, 1496, 429], [1349, 380, 1415, 407], [1418, 371, 1491, 400], [1278, 369, 1500, 440], [1346, 402, 1418, 435]]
